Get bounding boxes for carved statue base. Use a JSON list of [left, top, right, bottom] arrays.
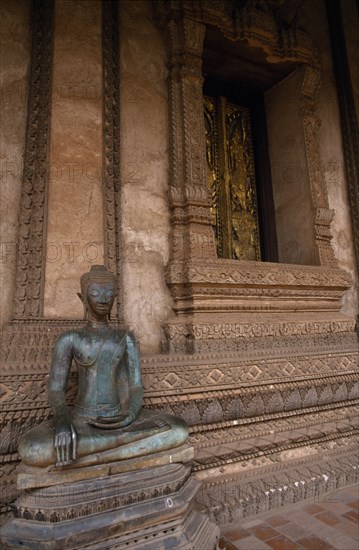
[[1, 445, 219, 550]]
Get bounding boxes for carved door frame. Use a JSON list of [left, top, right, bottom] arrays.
[[154, 0, 337, 272], [154, 1, 350, 353]]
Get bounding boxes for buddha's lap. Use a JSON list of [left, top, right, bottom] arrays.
[[18, 410, 188, 466]]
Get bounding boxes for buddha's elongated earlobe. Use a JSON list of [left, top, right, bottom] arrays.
[[77, 292, 87, 320], [83, 302, 88, 320]]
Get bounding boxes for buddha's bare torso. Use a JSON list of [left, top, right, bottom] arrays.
[[71, 327, 126, 419]]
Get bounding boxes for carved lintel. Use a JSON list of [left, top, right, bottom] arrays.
[[155, 1, 319, 66]]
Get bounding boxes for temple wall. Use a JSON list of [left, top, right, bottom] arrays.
[[120, 0, 173, 352], [43, 0, 104, 318], [302, 0, 358, 317], [0, 0, 30, 327], [0, 0, 357, 330]]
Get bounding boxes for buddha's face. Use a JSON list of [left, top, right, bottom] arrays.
[[86, 281, 116, 320]]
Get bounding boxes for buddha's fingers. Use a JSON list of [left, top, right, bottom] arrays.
[[55, 435, 61, 466], [55, 432, 73, 466], [65, 433, 71, 464], [55, 434, 64, 466], [71, 425, 77, 461], [60, 434, 66, 465]]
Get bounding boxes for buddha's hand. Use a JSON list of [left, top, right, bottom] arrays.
[[89, 411, 136, 430], [54, 420, 77, 466]]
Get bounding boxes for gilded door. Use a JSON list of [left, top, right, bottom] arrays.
[[204, 95, 261, 260]]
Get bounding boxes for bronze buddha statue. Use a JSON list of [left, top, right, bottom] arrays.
[[19, 265, 188, 468]]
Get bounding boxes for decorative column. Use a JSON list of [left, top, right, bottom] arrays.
[[166, 18, 216, 266], [102, 0, 123, 324], [12, 0, 54, 318]]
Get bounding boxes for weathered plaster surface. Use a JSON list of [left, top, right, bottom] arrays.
[[0, 0, 30, 328], [302, 0, 358, 317], [44, 0, 104, 318], [120, 0, 173, 352]]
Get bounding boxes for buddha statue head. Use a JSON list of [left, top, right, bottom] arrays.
[[79, 265, 117, 321]]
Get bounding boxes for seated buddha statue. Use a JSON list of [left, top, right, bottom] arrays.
[[19, 265, 188, 468]]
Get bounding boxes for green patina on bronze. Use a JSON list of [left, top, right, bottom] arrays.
[[19, 265, 188, 468]]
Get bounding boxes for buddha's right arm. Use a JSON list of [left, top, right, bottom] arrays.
[[48, 331, 74, 422], [48, 332, 77, 465]]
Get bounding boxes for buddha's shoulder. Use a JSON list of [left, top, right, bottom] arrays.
[[54, 327, 134, 346], [53, 330, 76, 349], [72, 326, 129, 340], [114, 329, 136, 346]]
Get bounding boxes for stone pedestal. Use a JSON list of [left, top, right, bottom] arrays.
[[1, 445, 219, 549]]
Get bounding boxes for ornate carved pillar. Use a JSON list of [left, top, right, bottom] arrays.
[[12, 0, 54, 319], [167, 18, 216, 264], [102, 0, 123, 324]]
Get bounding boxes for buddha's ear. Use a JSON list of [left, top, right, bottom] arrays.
[[77, 292, 84, 303]]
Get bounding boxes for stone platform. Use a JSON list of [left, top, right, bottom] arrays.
[[1, 445, 219, 549]]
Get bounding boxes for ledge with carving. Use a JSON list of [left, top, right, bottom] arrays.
[[162, 312, 356, 354], [163, 259, 355, 351], [1, 317, 358, 412], [166, 259, 352, 288], [144, 373, 359, 425], [1, 316, 358, 414]]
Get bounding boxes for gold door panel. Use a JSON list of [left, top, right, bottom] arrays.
[[204, 95, 261, 260]]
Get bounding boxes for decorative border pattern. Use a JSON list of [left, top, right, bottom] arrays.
[[12, 0, 54, 318], [102, 0, 123, 323]]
